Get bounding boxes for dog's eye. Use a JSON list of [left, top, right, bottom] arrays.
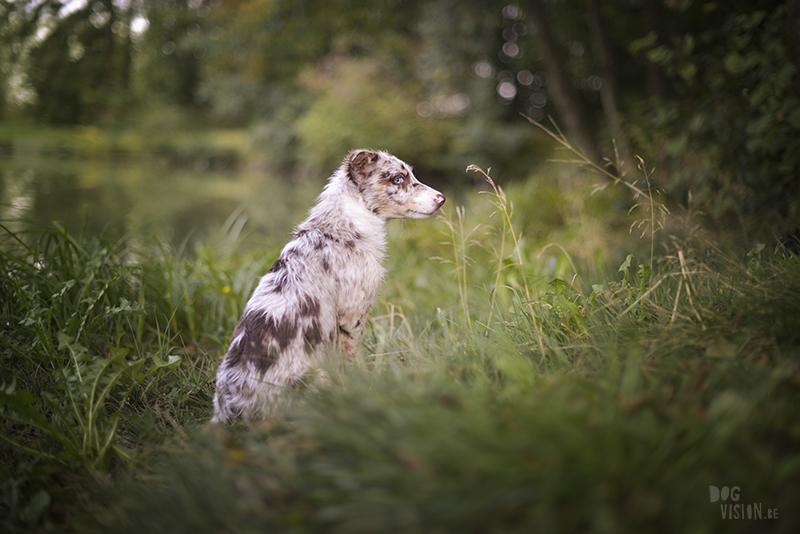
[[392, 176, 404, 185]]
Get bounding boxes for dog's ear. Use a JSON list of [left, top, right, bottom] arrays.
[[348, 150, 380, 183]]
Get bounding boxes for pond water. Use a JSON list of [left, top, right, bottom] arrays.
[[0, 152, 323, 248]]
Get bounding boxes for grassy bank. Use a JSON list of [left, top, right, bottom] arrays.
[[0, 121, 250, 168], [1, 153, 799, 533]]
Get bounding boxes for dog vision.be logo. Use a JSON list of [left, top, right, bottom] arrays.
[[709, 486, 778, 520]]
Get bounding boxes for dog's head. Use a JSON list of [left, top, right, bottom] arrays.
[[346, 150, 445, 220]]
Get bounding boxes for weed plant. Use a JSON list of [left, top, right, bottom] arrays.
[[2, 131, 800, 532]]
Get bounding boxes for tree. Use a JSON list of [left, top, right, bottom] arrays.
[[133, 0, 219, 112], [629, 1, 800, 233], [788, 0, 800, 92], [587, 0, 631, 173], [195, 0, 540, 177], [527, 0, 601, 164], [1, 0, 137, 124]]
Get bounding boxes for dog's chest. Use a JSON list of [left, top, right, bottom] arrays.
[[333, 243, 386, 316]]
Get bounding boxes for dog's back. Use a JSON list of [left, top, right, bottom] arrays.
[[212, 150, 444, 423]]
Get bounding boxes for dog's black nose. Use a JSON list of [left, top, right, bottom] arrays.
[[435, 193, 445, 206]]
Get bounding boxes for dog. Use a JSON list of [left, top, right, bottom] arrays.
[[212, 150, 445, 423]]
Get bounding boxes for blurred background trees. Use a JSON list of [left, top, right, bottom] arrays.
[[1, 0, 799, 234]]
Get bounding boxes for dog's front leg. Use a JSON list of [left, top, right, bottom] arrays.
[[336, 318, 365, 358]]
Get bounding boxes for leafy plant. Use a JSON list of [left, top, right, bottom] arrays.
[[4, 114, 800, 533], [139, 215, 271, 346], [0, 222, 137, 362], [1, 333, 180, 470], [630, 3, 800, 229]]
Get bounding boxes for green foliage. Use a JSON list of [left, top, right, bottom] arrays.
[[139, 217, 275, 345], [2, 159, 800, 531], [0, 222, 137, 355], [294, 58, 453, 173], [629, 2, 800, 228], [81, 245, 800, 533], [0, 223, 189, 529], [0, 224, 180, 471], [1, 334, 179, 470], [1, 0, 135, 124], [544, 277, 587, 336], [3, 0, 799, 234], [747, 243, 767, 277], [133, 0, 211, 112], [15, 2, 800, 529], [3, 111, 800, 531], [1, 0, 546, 179]]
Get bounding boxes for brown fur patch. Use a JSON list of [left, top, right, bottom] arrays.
[[299, 295, 320, 317], [338, 324, 353, 338], [348, 150, 379, 184], [268, 257, 285, 273], [227, 313, 298, 374], [303, 320, 323, 349]]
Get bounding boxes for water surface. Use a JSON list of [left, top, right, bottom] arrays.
[[0, 151, 321, 247]]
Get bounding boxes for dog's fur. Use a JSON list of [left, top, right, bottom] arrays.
[[212, 150, 445, 423]]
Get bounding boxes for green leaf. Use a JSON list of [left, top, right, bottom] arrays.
[[682, 34, 695, 55], [747, 243, 765, 276], [749, 11, 767, 28], [746, 114, 772, 137], [705, 337, 738, 359], [0, 382, 81, 459], [723, 52, 744, 74], [618, 254, 634, 286], [787, 109, 800, 129], [636, 262, 652, 291], [630, 32, 657, 54], [646, 46, 673, 65], [134, 352, 182, 383], [559, 297, 581, 318], [0, 383, 58, 436], [748, 84, 770, 106], [95, 413, 121, 470], [19, 490, 51, 525], [548, 278, 570, 294], [589, 284, 606, 305], [679, 62, 697, 81], [664, 133, 689, 156]]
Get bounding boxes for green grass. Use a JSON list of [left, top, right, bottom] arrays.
[[1, 150, 799, 533]]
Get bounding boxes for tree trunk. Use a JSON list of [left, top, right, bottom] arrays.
[[645, 0, 667, 101], [644, 0, 669, 183], [788, 0, 800, 94], [527, 0, 600, 165], [587, 0, 632, 175]]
